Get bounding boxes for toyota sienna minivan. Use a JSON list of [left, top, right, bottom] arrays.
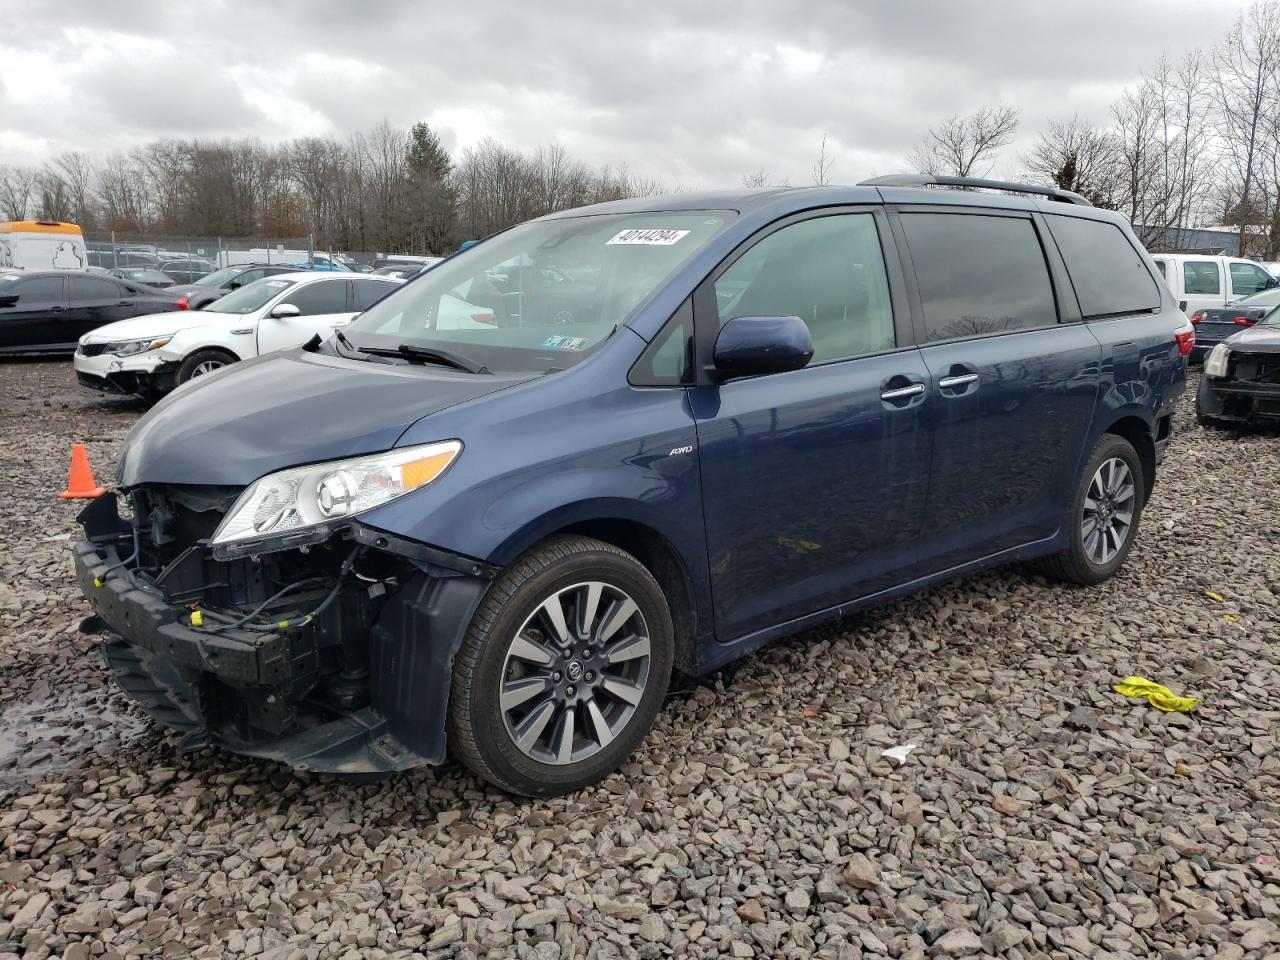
[[73, 175, 1189, 796]]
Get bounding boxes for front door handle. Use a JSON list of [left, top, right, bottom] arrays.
[[880, 383, 926, 401], [938, 373, 978, 389]]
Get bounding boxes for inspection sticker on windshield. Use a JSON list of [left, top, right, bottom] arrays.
[[543, 335, 589, 350], [606, 228, 691, 246]]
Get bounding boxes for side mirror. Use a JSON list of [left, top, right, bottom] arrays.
[[269, 303, 301, 319], [226, 281, 241, 290], [0, 295, 18, 308], [1265, 276, 1280, 289], [712, 315, 813, 379]]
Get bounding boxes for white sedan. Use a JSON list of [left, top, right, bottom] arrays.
[[74, 271, 402, 399]]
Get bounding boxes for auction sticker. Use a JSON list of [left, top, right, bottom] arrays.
[[606, 228, 691, 246]]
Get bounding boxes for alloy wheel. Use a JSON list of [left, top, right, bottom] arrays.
[[191, 359, 226, 377], [1081, 456, 1136, 565], [499, 581, 651, 765]]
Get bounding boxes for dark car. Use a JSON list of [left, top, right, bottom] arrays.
[[1188, 287, 1280, 362], [1196, 310, 1280, 425], [166, 264, 297, 310], [109, 268, 178, 288], [0, 271, 186, 354], [158, 258, 217, 284], [73, 175, 1188, 796]]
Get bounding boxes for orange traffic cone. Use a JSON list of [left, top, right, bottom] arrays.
[[59, 443, 106, 500]]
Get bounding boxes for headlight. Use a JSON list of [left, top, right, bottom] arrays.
[[1204, 343, 1230, 378], [211, 440, 461, 549], [108, 336, 172, 356]]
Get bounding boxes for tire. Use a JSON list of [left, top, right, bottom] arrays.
[[448, 535, 674, 796], [176, 349, 236, 385], [1039, 433, 1146, 586]]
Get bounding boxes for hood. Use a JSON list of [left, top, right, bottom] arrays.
[[1227, 325, 1280, 353], [80, 310, 196, 343], [118, 349, 533, 487]]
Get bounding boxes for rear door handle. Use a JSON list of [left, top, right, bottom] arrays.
[[49, 306, 66, 313], [938, 373, 978, 389], [880, 383, 926, 401], [117, 300, 134, 307]]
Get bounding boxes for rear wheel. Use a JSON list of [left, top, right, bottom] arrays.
[[448, 536, 674, 796], [176, 349, 236, 385], [1040, 434, 1145, 585]]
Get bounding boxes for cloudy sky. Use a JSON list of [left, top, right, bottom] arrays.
[[1, 0, 1249, 189]]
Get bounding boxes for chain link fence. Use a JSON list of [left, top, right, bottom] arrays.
[[81, 232, 392, 274]]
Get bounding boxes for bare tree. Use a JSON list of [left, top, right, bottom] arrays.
[[1023, 115, 1121, 207], [0, 165, 38, 220], [52, 152, 96, 228], [1213, 0, 1280, 256], [811, 134, 835, 185], [907, 105, 1020, 177]]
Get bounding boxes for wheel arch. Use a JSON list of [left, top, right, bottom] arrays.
[[496, 510, 702, 677], [1100, 412, 1156, 501]]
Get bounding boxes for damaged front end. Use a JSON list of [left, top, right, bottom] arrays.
[[73, 485, 494, 776], [1199, 347, 1280, 424]]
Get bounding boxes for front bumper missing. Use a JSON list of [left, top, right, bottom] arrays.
[[74, 493, 492, 775], [1199, 374, 1280, 423]]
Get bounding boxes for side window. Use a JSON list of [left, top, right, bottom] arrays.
[[1230, 262, 1272, 296], [1044, 215, 1160, 317], [69, 276, 123, 301], [713, 213, 895, 364], [281, 280, 347, 316], [352, 279, 395, 311], [1154, 259, 1167, 278], [236, 269, 265, 284], [1183, 261, 1221, 295], [900, 213, 1057, 341], [13, 276, 65, 302]]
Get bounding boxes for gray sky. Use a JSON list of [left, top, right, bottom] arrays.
[[1, 0, 1248, 189]]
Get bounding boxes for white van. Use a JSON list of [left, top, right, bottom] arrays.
[[0, 221, 88, 271], [1150, 253, 1276, 313]]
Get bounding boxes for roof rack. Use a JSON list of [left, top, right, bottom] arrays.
[[859, 174, 1092, 207]]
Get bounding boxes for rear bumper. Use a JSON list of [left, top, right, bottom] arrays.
[[73, 495, 491, 775]]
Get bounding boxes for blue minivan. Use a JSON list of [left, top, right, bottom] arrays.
[[74, 176, 1190, 795]]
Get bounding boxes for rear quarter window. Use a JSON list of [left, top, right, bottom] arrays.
[[1045, 215, 1160, 318]]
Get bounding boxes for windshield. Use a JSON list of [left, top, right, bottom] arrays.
[[1233, 287, 1280, 308], [204, 277, 294, 314], [346, 211, 732, 372], [197, 267, 240, 287]]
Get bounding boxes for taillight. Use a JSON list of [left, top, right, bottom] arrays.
[[1233, 315, 1255, 326], [1174, 320, 1195, 357], [1189, 311, 1203, 325], [175, 296, 189, 310]]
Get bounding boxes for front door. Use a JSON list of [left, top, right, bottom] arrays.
[[692, 210, 933, 642], [0, 274, 68, 350], [1181, 259, 1224, 314], [256, 278, 353, 355], [894, 209, 1103, 574]]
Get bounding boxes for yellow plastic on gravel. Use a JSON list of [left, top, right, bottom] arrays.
[[1112, 676, 1201, 712]]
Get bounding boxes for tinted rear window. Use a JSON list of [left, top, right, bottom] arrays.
[[900, 213, 1058, 342], [1045, 215, 1159, 318]]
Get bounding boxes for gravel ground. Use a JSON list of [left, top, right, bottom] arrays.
[[1, 358, 1278, 960]]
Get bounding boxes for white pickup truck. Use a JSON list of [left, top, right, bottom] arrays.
[[1150, 253, 1277, 314]]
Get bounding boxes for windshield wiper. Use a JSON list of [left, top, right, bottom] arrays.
[[358, 343, 491, 374]]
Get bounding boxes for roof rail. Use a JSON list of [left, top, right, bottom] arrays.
[[859, 174, 1092, 207]]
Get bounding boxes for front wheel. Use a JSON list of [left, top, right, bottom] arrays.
[[448, 536, 674, 796], [1039, 434, 1145, 586], [176, 349, 236, 385]]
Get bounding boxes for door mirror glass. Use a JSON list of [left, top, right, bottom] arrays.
[[713, 315, 813, 378], [270, 303, 301, 319]]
